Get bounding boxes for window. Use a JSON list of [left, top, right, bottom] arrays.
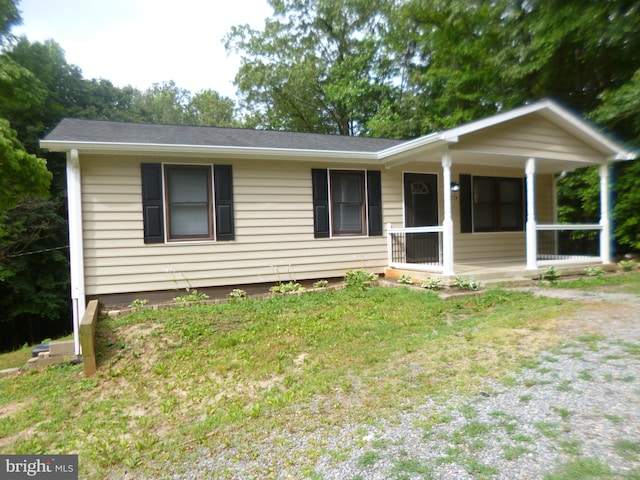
[[141, 163, 234, 243], [460, 175, 524, 233], [331, 170, 366, 236], [311, 169, 382, 238], [473, 176, 524, 232], [165, 165, 213, 240]]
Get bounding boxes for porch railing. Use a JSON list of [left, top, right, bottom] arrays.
[[536, 224, 602, 265], [387, 225, 444, 271]]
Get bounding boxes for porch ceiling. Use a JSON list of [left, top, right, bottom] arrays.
[[383, 148, 606, 175], [446, 150, 605, 175]]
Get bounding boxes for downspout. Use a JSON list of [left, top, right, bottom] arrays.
[[66, 149, 85, 356]]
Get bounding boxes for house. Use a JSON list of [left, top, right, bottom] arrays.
[[41, 99, 635, 354]]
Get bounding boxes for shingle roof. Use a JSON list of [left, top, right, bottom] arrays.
[[44, 118, 405, 153]]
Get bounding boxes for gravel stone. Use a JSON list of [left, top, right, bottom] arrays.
[[164, 286, 640, 479]]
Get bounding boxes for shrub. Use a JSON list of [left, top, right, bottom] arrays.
[[228, 288, 247, 300], [585, 266, 604, 277], [173, 290, 209, 304], [344, 269, 378, 289], [270, 281, 305, 295], [454, 276, 479, 291], [398, 274, 413, 285], [618, 259, 636, 272], [541, 266, 561, 282], [420, 277, 442, 291], [313, 279, 329, 288], [128, 298, 148, 308]]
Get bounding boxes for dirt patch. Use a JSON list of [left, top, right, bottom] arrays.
[[515, 286, 640, 341], [0, 398, 34, 420]]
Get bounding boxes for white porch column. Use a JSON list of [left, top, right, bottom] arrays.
[[66, 149, 86, 355], [599, 164, 611, 264], [442, 153, 455, 275], [525, 158, 537, 270]]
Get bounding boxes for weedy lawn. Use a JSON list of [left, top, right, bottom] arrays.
[[3, 277, 635, 479]]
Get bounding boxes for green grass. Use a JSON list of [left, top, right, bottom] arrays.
[[614, 439, 640, 461], [0, 343, 34, 370], [544, 458, 617, 479], [553, 271, 640, 294], [0, 285, 585, 479]]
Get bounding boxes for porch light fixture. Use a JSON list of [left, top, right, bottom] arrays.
[[450, 182, 461, 192]]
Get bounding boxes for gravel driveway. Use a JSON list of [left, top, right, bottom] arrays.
[[172, 286, 640, 479]]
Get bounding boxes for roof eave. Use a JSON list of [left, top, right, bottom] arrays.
[[39, 140, 383, 163]]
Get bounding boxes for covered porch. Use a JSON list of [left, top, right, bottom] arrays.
[[378, 101, 635, 281]]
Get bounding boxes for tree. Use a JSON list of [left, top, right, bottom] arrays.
[[591, 69, 640, 252], [0, 119, 50, 211], [0, 0, 20, 46], [369, 0, 527, 137], [186, 89, 240, 127], [226, 0, 397, 135]]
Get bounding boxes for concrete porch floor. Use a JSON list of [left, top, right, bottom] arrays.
[[384, 259, 615, 287]]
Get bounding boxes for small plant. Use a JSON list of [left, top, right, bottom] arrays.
[[585, 266, 604, 277], [618, 259, 636, 272], [541, 266, 561, 282], [228, 288, 247, 301], [128, 298, 148, 309], [173, 290, 209, 304], [313, 279, 329, 288], [398, 274, 413, 285], [454, 276, 479, 291], [344, 269, 378, 289], [270, 281, 306, 295], [421, 277, 442, 290]]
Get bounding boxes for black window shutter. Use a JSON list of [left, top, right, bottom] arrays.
[[214, 165, 235, 241], [140, 163, 164, 244], [459, 174, 472, 233], [367, 170, 383, 236], [311, 169, 330, 238]]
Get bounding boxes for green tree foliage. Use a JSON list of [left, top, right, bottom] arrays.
[[0, 197, 71, 347], [592, 69, 640, 251], [226, 0, 396, 135], [187, 89, 239, 127], [0, 119, 51, 212], [369, 0, 527, 137], [129, 81, 239, 127], [0, 0, 19, 45]]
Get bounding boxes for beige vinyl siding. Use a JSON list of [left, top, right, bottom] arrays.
[[80, 155, 397, 295], [451, 113, 605, 164]]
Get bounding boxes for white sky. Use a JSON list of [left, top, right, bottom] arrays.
[[13, 0, 273, 98]]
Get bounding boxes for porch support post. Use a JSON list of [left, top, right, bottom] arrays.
[[525, 157, 537, 270], [67, 149, 85, 356], [599, 164, 611, 264], [442, 153, 455, 275]]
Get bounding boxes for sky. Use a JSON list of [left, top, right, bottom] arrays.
[[13, 0, 273, 98]]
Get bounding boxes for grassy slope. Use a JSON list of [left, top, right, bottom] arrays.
[[1, 274, 638, 478]]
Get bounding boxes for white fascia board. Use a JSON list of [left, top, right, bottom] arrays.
[[39, 140, 383, 163]]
